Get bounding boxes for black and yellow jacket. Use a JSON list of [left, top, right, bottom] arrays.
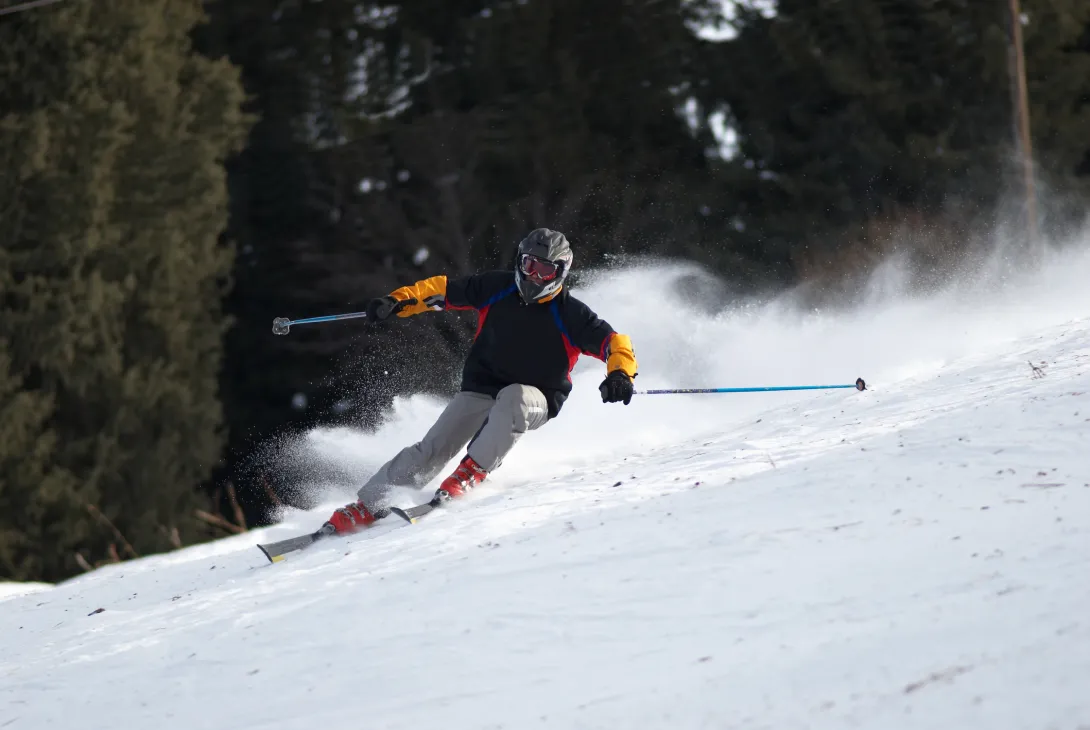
[[387, 271, 637, 418]]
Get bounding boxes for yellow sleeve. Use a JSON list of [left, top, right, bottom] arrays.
[[389, 275, 448, 317], [605, 333, 638, 379]]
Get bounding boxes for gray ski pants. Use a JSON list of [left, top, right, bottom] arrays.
[[356, 384, 550, 509]]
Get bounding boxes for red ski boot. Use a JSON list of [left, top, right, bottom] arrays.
[[436, 455, 488, 501], [326, 500, 380, 534]]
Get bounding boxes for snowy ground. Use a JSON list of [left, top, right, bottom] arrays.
[[2, 241, 1090, 730]]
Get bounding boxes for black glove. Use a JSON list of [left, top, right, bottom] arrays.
[[599, 370, 634, 405], [366, 296, 416, 322]]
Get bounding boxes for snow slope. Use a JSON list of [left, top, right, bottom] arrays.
[[3, 240, 1090, 730], [0, 584, 50, 602]]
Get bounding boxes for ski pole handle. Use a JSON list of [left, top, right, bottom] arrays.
[[636, 378, 866, 395]]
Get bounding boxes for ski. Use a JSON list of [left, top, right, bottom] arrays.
[[256, 523, 336, 563], [389, 497, 444, 524], [258, 496, 448, 562]]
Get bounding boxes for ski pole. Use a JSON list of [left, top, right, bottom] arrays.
[[271, 311, 368, 335], [272, 298, 419, 335], [636, 378, 866, 395]]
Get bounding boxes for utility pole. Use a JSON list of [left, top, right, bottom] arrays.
[[1006, 0, 1040, 247]]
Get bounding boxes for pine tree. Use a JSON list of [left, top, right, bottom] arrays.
[[696, 0, 1090, 268], [347, 0, 729, 269], [1020, 1, 1090, 220], [0, 0, 248, 580], [197, 0, 418, 507]]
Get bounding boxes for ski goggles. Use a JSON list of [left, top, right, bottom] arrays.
[[519, 253, 561, 281]]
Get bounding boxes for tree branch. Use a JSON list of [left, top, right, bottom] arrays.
[[195, 509, 245, 534], [85, 503, 139, 558]]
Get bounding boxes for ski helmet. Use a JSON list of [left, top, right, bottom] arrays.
[[514, 228, 573, 303]]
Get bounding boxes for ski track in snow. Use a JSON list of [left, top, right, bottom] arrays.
[[3, 242, 1090, 729]]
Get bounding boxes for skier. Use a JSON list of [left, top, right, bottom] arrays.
[[325, 228, 638, 533]]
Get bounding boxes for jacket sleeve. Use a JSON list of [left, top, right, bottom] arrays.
[[388, 272, 510, 316], [603, 333, 638, 379], [565, 299, 638, 379], [444, 273, 508, 310], [388, 275, 449, 317]]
